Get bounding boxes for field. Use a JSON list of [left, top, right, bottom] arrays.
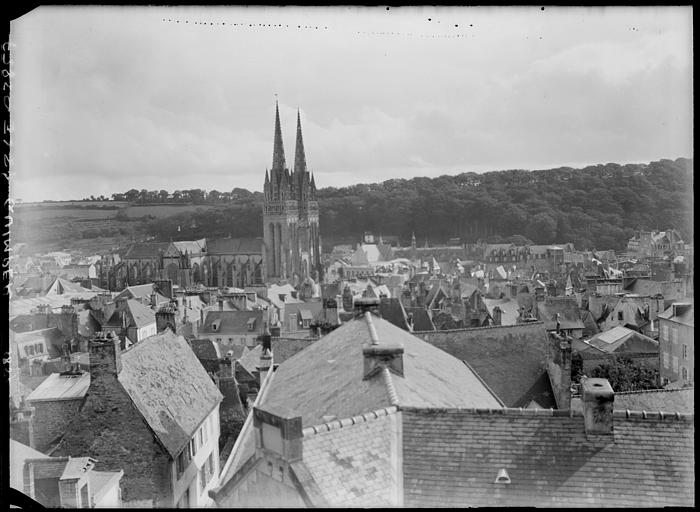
[[10, 201, 230, 254], [123, 204, 221, 218]]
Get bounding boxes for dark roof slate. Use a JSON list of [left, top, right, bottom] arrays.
[[118, 331, 223, 457], [402, 408, 695, 508], [206, 237, 263, 255]]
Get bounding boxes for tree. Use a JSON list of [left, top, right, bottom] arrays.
[[159, 190, 169, 203], [124, 189, 140, 203], [589, 356, 659, 392]]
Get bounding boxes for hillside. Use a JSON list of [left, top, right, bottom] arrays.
[[11, 158, 693, 253]]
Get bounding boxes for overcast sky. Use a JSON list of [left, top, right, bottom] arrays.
[[9, 6, 693, 202]]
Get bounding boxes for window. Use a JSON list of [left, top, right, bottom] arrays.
[[34, 343, 44, 354], [199, 464, 207, 492], [228, 337, 234, 342], [681, 367, 688, 380], [663, 352, 670, 369], [25, 345, 34, 356], [672, 328, 678, 344], [207, 452, 215, 478], [682, 345, 688, 360], [661, 324, 669, 340], [672, 356, 679, 373], [176, 447, 191, 476], [190, 438, 197, 457], [216, 338, 222, 343], [617, 311, 624, 321]]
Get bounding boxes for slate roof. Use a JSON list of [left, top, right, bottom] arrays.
[[537, 296, 585, 330], [27, 372, 90, 402], [200, 310, 263, 335], [261, 314, 502, 428], [614, 388, 694, 414], [123, 242, 169, 260], [587, 326, 658, 353], [190, 338, 223, 360], [104, 299, 156, 329], [10, 439, 47, 491], [237, 345, 262, 375], [270, 337, 316, 365], [206, 237, 263, 255], [115, 284, 168, 304], [402, 407, 694, 507], [378, 298, 409, 330], [299, 407, 400, 507], [283, 301, 323, 324], [118, 331, 223, 457], [172, 239, 206, 255], [413, 322, 556, 409], [404, 307, 435, 331], [658, 302, 694, 326], [482, 298, 520, 326]]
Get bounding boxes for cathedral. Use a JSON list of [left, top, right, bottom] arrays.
[[263, 102, 322, 283]]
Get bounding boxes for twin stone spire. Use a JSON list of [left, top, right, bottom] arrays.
[[267, 101, 315, 200]]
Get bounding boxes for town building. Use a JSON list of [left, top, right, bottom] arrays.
[[10, 439, 124, 508], [51, 330, 223, 507], [658, 302, 694, 386]]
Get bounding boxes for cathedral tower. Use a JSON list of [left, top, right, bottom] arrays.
[[263, 103, 322, 283]]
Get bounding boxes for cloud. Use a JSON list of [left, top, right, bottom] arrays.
[[8, 6, 693, 201]]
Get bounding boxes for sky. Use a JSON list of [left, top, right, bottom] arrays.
[[9, 6, 693, 202]]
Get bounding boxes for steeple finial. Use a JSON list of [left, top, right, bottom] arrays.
[[294, 108, 307, 175], [272, 100, 286, 171]]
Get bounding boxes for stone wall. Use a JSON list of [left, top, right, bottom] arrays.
[[52, 346, 173, 506], [31, 399, 83, 453]]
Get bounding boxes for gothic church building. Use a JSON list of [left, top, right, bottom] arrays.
[[263, 103, 322, 283]]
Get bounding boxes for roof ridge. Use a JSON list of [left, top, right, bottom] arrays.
[[302, 406, 399, 437], [401, 406, 695, 422], [615, 386, 693, 395], [412, 321, 545, 334], [382, 367, 400, 407]]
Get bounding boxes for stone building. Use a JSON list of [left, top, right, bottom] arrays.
[[51, 331, 223, 507], [263, 104, 322, 283]]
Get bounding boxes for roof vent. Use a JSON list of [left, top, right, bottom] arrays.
[[494, 468, 511, 484]]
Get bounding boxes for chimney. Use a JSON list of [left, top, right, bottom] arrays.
[[582, 378, 614, 437], [256, 327, 273, 387], [362, 312, 404, 379], [354, 297, 380, 317], [254, 405, 303, 463], [88, 331, 122, 377], [492, 306, 502, 326], [218, 298, 224, 311]]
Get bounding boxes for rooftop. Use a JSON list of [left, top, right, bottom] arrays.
[[261, 313, 502, 428], [27, 372, 90, 402], [118, 330, 224, 457]]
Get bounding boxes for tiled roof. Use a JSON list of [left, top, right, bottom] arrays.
[[261, 314, 502, 428], [402, 407, 695, 507], [413, 322, 555, 408], [27, 372, 90, 402], [537, 297, 585, 330], [614, 388, 694, 414], [206, 237, 263, 255], [200, 310, 263, 336], [300, 407, 400, 507], [118, 331, 223, 457]]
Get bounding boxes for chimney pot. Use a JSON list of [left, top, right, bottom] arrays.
[[582, 378, 614, 436]]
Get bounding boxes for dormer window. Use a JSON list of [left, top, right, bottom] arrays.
[[212, 320, 221, 332], [247, 318, 256, 331], [494, 468, 511, 484]]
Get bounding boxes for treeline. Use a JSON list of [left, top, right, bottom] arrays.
[[143, 158, 693, 252], [110, 188, 262, 204]]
